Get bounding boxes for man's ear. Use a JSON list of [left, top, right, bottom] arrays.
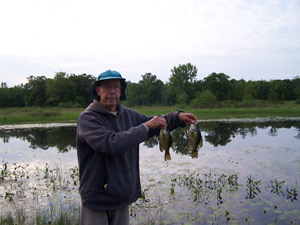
[[95, 86, 100, 96]]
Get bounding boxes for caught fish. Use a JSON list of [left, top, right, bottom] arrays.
[[187, 122, 203, 158], [158, 126, 173, 161]]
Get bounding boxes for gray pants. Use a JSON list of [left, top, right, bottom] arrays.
[[80, 205, 129, 225]]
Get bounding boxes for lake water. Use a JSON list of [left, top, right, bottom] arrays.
[[0, 119, 300, 224]]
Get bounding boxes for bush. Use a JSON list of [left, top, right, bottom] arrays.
[[191, 90, 217, 108]]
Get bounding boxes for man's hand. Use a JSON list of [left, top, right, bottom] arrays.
[[178, 112, 198, 125], [144, 116, 167, 129]]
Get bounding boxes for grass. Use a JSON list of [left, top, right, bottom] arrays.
[[0, 101, 299, 125]]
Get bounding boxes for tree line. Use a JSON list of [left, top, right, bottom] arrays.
[[1, 63, 300, 108]]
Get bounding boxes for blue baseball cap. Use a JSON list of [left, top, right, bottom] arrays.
[[92, 70, 127, 101]]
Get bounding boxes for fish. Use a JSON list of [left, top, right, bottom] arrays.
[[158, 126, 173, 161], [187, 122, 203, 158]]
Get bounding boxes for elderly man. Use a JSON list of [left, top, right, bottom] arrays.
[[76, 70, 198, 225]]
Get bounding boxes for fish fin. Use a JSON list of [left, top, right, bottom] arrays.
[[159, 141, 164, 152], [198, 137, 203, 147], [191, 150, 198, 158], [164, 152, 171, 161]]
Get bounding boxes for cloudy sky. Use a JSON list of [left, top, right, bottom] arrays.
[[0, 0, 299, 87]]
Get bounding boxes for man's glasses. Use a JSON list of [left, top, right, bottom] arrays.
[[100, 84, 121, 92]]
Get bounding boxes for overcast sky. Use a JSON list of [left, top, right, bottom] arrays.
[[0, 0, 299, 87]]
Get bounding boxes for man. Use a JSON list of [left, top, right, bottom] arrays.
[[76, 70, 198, 225]]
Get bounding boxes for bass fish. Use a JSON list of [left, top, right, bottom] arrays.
[[158, 126, 173, 161], [187, 122, 203, 158]]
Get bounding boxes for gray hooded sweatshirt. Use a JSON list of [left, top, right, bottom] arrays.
[[76, 100, 185, 210]]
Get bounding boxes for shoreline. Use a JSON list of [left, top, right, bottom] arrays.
[[1, 116, 299, 130]]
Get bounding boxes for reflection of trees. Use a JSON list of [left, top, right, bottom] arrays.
[[294, 128, 300, 139], [0, 121, 299, 155], [143, 136, 158, 148], [144, 121, 300, 157], [204, 123, 235, 147], [268, 127, 278, 136], [0, 127, 76, 153], [171, 128, 189, 155]]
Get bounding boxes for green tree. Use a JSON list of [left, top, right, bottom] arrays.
[[169, 63, 198, 104], [45, 72, 76, 106], [244, 81, 257, 100], [69, 73, 95, 106], [292, 76, 300, 102], [139, 73, 164, 105], [230, 79, 246, 101], [269, 80, 281, 102], [256, 80, 269, 100], [125, 73, 164, 106], [203, 72, 231, 101], [24, 76, 47, 106], [125, 82, 141, 106], [0, 83, 26, 107]]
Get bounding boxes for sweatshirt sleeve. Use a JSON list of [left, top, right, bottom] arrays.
[[77, 112, 149, 155], [146, 111, 186, 137]]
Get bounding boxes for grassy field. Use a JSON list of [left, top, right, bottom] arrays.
[[0, 103, 299, 125]]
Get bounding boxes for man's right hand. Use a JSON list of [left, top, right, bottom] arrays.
[[144, 116, 167, 130]]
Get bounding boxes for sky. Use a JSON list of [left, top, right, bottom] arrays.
[[0, 0, 300, 87]]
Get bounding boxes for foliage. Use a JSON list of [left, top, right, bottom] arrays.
[[125, 73, 164, 106], [202, 72, 231, 101], [191, 90, 217, 108], [169, 63, 198, 104], [0, 64, 300, 108]]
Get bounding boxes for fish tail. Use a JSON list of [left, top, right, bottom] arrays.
[[164, 152, 171, 161], [191, 150, 198, 158]]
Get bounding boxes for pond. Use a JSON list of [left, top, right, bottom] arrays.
[[0, 119, 300, 224]]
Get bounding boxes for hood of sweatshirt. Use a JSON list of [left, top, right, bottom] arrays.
[[85, 100, 124, 117]]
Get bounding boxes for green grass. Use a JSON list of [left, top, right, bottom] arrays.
[[0, 107, 83, 125], [132, 105, 300, 119], [0, 103, 299, 125]]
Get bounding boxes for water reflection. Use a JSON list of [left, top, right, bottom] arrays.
[[1, 121, 299, 157], [0, 120, 300, 224], [0, 127, 76, 153], [144, 121, 300, 156]]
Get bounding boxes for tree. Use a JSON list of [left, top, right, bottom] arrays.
[[69, 73, 95, 106], [202, 72, 231, 101], [125, 82, 142, 106], [169, 63, 198, 104], [256, 80, 270, 100], [125, 73, 164, 106], [230, 79, 246, 101], [24, 76, 47, 106], [45, 72, 76, 106], [244, 81, 257, 100], [139, 73, 164, 105], [292, 76, 300, 102]]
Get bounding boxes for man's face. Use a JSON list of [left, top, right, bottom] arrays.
[[95, 80, 122, 111]]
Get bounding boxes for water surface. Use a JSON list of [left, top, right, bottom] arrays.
[[0, 119, 299, 224]]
